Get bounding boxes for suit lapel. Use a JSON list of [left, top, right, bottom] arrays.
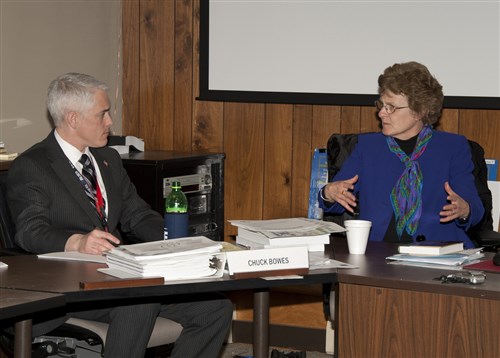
[[45, 133, 102, 229]]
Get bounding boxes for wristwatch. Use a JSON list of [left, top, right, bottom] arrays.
[[457, 214, 470, 225], [319, 187, 333, 203]]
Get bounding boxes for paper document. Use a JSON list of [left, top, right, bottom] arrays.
[[387, 260, 481, 271], [229, 217, 345, 233], [386, 250, 484, 267], [98, 267, 138, 279], [38, 252, 107, 263], [308, 252, 358, 270], [231, 218, 343, 253], [237, 226, 333, 241], [113, 236, 222, 260], [108, 135, 144, 154]]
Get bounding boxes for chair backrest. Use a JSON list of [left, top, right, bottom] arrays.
[[467, 140, 493, 231], [323, 134, 360, 226], [326, 133, 359, 182], [0, 171, 22, 251], [487, 180, 500, 232], [323, 133, 495, 234]]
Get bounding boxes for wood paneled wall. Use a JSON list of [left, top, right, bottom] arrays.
[[122, 0, 500, 331], [123, 0, 500, 242]]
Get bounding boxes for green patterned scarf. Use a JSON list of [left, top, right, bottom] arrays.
[[387, 126, 433, 238]]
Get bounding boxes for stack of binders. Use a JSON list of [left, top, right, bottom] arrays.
[[230, 217, 345, 252], [105, 236, 226, 280]]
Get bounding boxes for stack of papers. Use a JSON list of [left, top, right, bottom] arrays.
[[386, 248, 484, 270], [105, 236, 226, 280], [108, 135, 144, 154], [230, 218, 345, 252], [38, 251, 107, 263], [0, 141, 18, 160]]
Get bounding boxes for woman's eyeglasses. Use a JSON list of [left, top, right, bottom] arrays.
[[374, 100, 408, 114]]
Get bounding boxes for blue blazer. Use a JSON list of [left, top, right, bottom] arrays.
[[319, 131, 484, 248]]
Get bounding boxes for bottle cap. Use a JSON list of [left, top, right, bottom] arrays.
[[171, 181, 181, 189]]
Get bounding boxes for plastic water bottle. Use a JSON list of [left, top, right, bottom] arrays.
[[164, 181, 189, 239]]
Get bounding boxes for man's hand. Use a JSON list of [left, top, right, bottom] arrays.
[[65, 228, 121, 255]]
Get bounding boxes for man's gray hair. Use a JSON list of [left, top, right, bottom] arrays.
[[46, 73, 108, 127]]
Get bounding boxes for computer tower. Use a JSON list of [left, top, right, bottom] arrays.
[[121, 150, 224, 241]]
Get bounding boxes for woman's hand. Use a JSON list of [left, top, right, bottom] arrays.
[[322, 175, 359, 213], [439, 181, 470, 223]]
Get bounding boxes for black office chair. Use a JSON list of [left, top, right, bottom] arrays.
[[0, 172, 26, 256], [0, 171, 182, 357], [323, 132, 500, 251]]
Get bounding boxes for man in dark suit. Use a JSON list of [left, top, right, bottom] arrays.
[[7, 73, 232, 357]]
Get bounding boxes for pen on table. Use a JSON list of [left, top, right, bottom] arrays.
[[235, 243, 251, 250]]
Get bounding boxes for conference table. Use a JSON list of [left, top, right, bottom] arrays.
[[0, 288, 65, 358], [330, 238, 500, 358], [0, 253, 338, 358], [1, 239, 499, 358]]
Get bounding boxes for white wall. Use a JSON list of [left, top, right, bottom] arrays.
[[0, 0, 122, 154]]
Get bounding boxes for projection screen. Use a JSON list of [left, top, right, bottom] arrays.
[[199, 0, 500, 109]]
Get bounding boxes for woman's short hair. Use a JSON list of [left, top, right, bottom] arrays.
[[46, 73, 108, 127], [378, 61, 443, 125]]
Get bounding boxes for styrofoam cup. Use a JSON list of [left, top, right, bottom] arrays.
[[344, 220, 372, 254]]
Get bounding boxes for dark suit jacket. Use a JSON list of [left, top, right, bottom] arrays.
[[7, 130, 163, 254], [319, 131, 485, 248]]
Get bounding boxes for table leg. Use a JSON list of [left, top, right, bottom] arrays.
[[14, 319, 32, 358], [253, 289, 270, 358]]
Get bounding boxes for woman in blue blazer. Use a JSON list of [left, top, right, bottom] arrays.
[[319, 62, 484, 248]]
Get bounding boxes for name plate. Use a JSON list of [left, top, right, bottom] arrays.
[[226, 246, 309, 277]]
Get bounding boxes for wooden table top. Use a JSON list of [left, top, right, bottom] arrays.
[[331, 236, 500, 300]]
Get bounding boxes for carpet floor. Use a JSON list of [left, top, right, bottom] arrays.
[[67, 340, 335, 357], [219, 342, 333, 358]]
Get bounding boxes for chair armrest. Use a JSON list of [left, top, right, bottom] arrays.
[[468, 229, 500, 252]]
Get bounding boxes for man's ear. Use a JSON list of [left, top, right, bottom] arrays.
[[66, 111, 79, 129]]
